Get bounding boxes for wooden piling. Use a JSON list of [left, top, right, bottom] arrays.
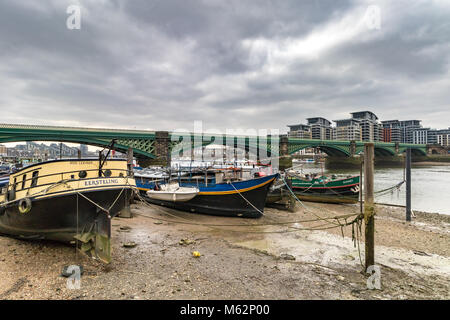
[[360, 153, 363, 215], [364, 143, 375, 270], [119, 147, 134, 218], [406, 148, 412, 222]]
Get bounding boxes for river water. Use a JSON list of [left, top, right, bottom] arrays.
[[295, 162, 450, 215]]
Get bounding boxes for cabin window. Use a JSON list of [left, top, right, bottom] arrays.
[[104, 169, 112, 177], [31, 171, 39, 187], [21, 174, 26, 190], [12, 178, 17, 191], [79, 171, 87, 179]]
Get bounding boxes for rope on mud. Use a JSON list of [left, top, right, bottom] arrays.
[[229, 181, 265, 216], [135, 190, 358, 228], [135, 189, 364, 234], [135, 209, 359, 228], [136, 210, 362, 233], [281, 176, 343, 227], [281, 175, 365, 260]]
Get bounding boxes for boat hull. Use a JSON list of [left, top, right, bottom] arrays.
[[0, 188, 132, 242], [292, 192, 359, 204], [147, 189, 199, 202], [144, 175, 277, 218], [290, 176, 360, 204]]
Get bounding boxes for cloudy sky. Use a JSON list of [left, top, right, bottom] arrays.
[[0, 0, 449, 133]]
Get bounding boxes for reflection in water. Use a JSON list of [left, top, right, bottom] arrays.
[[294, 162, 450, 215]]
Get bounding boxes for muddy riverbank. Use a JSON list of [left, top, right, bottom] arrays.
[[0, 201, 448, 300]]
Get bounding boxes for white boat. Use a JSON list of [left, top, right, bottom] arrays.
[[146, 183, 199, 202]]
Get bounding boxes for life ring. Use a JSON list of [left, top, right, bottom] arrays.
[[18, 198, 32, 214]]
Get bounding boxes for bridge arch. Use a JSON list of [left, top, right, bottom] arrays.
[[374, 146, 396, 157], [398, 146, 428, 156], [170, 134, 275, 159], [0, 136, 156, 159], [0, 124, 158, 159], [288, 144, 350, 157]]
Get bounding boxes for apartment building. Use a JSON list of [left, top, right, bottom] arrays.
[[333, 119, 362, 141], [306, 117, 333, 140], [400, 120, 422, 143], [350, 111, 381, 142], [381, 120, 402, 142], [413, 128, 432, 144], [437, 133, 450, 147], [287, 124, 312, 139]]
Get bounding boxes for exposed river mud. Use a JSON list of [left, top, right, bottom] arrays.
[[0, 201, 448, 300]]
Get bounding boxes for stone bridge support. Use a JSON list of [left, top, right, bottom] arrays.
[[139, 131, 171, 167], [349, 140, 356, 156], [279, 135, 289, 157], [427, 144, 448, 155], [278, 135, 292, 171]]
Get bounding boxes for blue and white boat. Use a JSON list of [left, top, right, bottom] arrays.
[[135, 166, 278, 218]]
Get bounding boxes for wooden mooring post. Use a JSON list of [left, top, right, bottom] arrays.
[[406, 148, 412, 222], [359, 153, 363, 215], [119, 147, 134, 218], [364, 143, 375, 270]]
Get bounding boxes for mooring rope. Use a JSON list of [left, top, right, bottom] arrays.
[[229, 181, 266, 216], [135, 184, 361, 231]]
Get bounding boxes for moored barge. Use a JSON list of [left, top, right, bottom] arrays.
[[287, 174, 360, 204], [0, 158, 136, 262], [136, 167, 278, 218]]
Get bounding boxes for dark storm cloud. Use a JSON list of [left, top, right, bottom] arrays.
[[0, 0, 449, 133]]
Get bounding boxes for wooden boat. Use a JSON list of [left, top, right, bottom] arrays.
[[0, 158, 136, 263], [287, 174, 360, 204], [147, 183, 199, 202], [139, 167, 278, 218]]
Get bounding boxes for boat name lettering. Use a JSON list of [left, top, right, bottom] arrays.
[[343, 180, 353, 184], [84, 179, 118, 186], [70, 161, 95, 165]]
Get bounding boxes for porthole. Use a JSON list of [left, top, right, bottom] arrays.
[[104, 169, 112, 177], [79, 171, 87, 179]]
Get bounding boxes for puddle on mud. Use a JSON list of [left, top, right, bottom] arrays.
[[232, 229, 450, 278], [129, 204, 450, 279]]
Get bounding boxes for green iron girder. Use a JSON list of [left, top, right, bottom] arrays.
[[288, 138, 427, 157], [288, 139, 351, 157], [0, 124, 157, 159], [169, 133, 277, 156], [0, 124, 428, 160]]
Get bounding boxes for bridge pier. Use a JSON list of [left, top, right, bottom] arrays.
[[349, 140, 356, 156], [139, 131, 171, 167], [426, 144, 448, 155], [278, 135, 292, 171]]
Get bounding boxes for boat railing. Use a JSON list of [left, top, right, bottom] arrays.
[[6, 168, 132, 194]]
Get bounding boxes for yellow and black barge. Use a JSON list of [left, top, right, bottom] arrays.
[[0, 158, 135, 262]]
